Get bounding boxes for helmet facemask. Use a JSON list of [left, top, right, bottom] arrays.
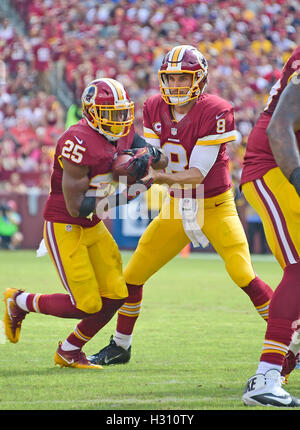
[[159, 70, 207, 106], [88, 101, 134, 141]]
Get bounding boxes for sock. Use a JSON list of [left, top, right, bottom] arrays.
[[113, 331, 132, 350], [258, 262, 300, 367], [16, 293, 30, 312], [242, 276, 273, 321], [65, 297, 125, 350], [256, 361, 282, 375], [116, 284, 143, 335], [61, 340, 79, 351], [259, 318, 292, 367], [19, 293, 89, 319]]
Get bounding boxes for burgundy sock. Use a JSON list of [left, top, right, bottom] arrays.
[[116, 284, 143, 335], [26, 293, 89, 319], [260, 262, 300, 366], [260, 318, 294, 366], [66, 297, 125, 348], [242, 276, 273, 320]]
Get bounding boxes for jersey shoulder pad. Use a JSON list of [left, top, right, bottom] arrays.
[[200, 93, 233, 117]]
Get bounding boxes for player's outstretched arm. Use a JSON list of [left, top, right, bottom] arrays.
[[267, 77, 300, 184], [143, 167, 204, 188], [61, 158, 90, 217]]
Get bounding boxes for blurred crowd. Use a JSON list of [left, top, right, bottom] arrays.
[[0, 0, 299, 195]]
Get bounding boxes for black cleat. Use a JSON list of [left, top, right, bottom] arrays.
[[87, 336, 131, 365]]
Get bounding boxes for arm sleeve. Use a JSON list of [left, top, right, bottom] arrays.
[[189, 144, 220, 177]]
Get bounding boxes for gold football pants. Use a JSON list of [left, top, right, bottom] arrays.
[[242, 167, 300, 269], [124, 188, 256, 287], [43, 221, 128, 313]]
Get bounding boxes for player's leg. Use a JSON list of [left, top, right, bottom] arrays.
[[201, 189, 274, 321], [88, 197, 190, 365], [3, 222, 104, 369], [65, 222, 128, 355], [3, 222, 96, 343], [242, 168, 300, 386]]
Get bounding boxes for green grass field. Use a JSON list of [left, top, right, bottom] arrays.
[[0, 249, 299, 411]]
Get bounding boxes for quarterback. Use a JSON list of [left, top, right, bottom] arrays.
[[3, 77, 167, 369], [241, 46, 300, 406], [89, 45, 274, 366]]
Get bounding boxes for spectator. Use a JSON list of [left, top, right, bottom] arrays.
[[0, 199, 23, 250], [1, 0, 299, 197]]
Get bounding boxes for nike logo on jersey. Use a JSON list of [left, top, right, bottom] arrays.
[[74, 136, 84, 145], [216, 112, 226, 120], [215, 202, 225, 207]]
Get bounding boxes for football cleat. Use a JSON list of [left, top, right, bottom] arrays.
[[281, 351, 300, 384], [87, 335, 131, 365], [54, 342, 103, 370], [242, 369, 300, 407], [3, 288, 28, 343]]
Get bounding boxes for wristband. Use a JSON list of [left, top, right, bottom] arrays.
[[289, 167, 300, 197]]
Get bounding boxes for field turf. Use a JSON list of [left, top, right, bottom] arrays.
[[0, 249, 299, 414]]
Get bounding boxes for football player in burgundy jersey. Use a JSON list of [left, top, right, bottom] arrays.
[[241, 47, 300, 406], [3, 78, 167, 369], [88, 45, 275, 367]]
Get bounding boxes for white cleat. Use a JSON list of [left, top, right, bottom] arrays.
[[242, 369, 300, 407]]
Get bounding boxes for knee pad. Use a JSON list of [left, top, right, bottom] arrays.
[[77, 295, 102, 314], [225, 252, 255, 287]]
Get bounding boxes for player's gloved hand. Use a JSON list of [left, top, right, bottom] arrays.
[[122, 148, 154, 180], [126, 177, 154, 202], [99, 177, 154, 213]]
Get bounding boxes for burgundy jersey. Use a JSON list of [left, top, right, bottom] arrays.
[[241, 46, 300, 185], [43, 118, 134, 227], [143, 93, 237, 198]]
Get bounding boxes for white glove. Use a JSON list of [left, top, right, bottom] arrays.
[[179, 198, 209, 248]]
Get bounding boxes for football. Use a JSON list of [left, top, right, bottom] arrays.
[[112, 153, 138, 185]]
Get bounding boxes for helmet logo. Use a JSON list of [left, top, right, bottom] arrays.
[[82, 85, 97, 105], [153, 122, 162, 135]]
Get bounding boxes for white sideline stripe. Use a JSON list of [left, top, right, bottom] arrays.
[[0, 321, 6, 344], [256, 179, 297, 265], [0, 396, 241, 405]]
